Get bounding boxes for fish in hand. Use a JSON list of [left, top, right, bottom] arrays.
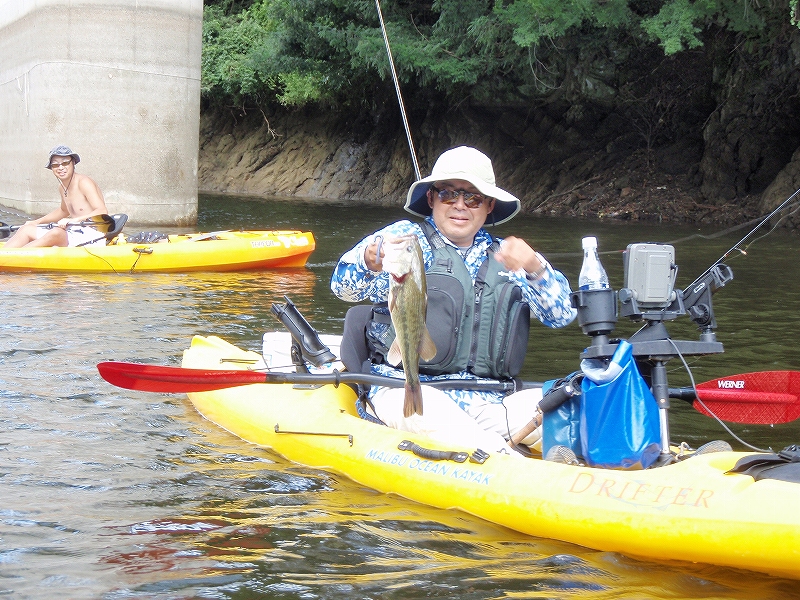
[[381, 235, 437, 417]]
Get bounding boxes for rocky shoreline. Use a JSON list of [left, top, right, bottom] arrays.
[[525, 147, 764, 226], [198, 107, 782, 229]]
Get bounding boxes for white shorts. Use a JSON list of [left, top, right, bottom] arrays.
[[370, 386, 543, 455], [461, 388, 543, 445], [36, 225, 107, 247], [67, 226, 107, 247]]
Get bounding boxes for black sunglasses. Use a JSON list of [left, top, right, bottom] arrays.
[[430, 187, 489, 209]]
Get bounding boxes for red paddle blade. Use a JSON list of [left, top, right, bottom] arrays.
[[97, 361, 267, 393], [694, 371, 800, 424]]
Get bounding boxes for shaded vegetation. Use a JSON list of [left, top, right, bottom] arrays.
[[199, 0, 800, 220], [201, 0, 798, 112]]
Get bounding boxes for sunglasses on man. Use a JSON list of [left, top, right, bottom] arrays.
[[430, 187, 490, 209]]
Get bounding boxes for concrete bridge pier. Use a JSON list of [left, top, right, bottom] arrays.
[[0, 0, 202, 226]]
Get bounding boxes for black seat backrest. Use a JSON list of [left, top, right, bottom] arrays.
[[340, 305, 374, 374], [105, 214, 128, 241]]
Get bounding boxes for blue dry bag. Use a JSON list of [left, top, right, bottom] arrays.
[[579, 340, 661, 469], [541, 377, 583, 459], [542, 378, 582, 457]]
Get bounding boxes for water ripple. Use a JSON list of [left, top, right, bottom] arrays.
[[1, 196, 798, 598]]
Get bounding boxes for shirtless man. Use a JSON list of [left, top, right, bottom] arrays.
[[4, 145, 109, 248]]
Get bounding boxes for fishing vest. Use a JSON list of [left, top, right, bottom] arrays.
[[366, 222, 530, 379]]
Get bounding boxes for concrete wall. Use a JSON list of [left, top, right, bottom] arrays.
[[0, 0, 202, 225]]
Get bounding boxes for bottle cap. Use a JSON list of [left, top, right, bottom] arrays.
[[582, 236, 597, 249]]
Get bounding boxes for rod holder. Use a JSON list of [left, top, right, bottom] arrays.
[[271, 296, 337, 369]]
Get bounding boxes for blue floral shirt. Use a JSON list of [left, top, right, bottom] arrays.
[[330, 217, 577, 408]]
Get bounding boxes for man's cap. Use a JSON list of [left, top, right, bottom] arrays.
[[46, 145, 80, 168], [405, 146, 520, 226]]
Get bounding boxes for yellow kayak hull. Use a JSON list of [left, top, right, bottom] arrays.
[[0, 230, 314, 272], [182, 334, 800, 580]]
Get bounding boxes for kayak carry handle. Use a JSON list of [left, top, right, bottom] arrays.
[[398, 440, 468, 463]]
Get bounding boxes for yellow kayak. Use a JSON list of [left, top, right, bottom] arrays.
[[0, 229, 315, 272], [181, 333, 800, 580]]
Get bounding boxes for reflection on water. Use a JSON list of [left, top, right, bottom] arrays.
[[1, 194, 798, 598]]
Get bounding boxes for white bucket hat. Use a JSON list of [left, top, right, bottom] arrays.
[[405, 146, 521, 226]]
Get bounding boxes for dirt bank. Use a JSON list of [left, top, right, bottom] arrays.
[[199, 105, 776, 228]]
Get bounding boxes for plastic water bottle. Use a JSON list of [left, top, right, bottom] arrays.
[[579, 236, 609, 290]]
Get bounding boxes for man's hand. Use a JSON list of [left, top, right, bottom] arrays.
[[364, 240, 384, 272], [495, 236, 544, 276]]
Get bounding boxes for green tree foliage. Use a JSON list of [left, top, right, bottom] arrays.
[[201, 0, 797, 110]]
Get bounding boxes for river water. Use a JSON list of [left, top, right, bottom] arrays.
[[1, 194, 799, 599]]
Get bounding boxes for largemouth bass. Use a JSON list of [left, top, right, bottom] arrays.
[[381, 235, 437, 417]]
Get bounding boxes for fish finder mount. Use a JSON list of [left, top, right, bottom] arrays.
[[570, 243, 734, 462]]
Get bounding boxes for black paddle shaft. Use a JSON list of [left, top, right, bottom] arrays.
[[0, 215, 112, 238]]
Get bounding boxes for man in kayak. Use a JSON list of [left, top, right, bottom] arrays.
[[4, 145, 109, 248], [331, 146, 577, 455]]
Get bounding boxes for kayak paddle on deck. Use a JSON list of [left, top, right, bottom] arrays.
[[97, 361, 800, 425]]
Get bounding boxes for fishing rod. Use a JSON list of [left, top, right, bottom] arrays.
[[687, 186, 800, 290], [375, 0, 421, 180]]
